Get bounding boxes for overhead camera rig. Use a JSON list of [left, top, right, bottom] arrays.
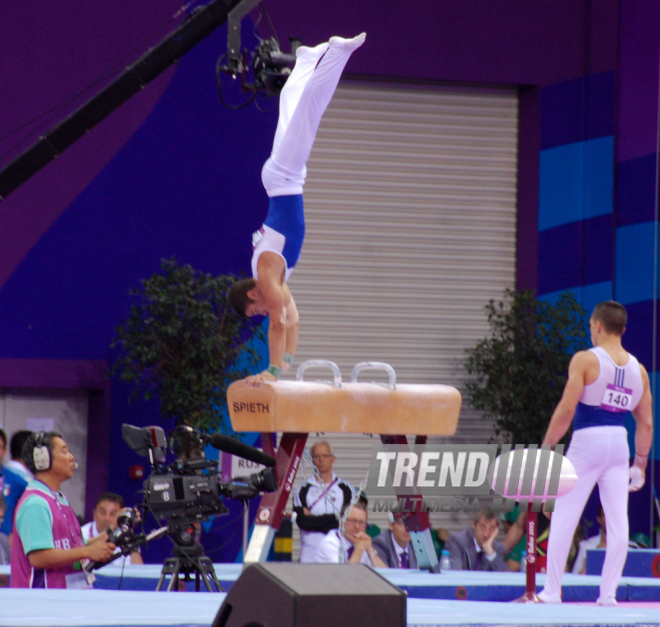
[[216, 0, 300, 103]]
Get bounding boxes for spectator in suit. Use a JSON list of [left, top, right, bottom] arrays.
[[372, 512, 418, 569], [445, 507, 509, 571]]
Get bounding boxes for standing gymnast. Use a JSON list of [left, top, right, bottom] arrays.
[[227, 33, 366, 379], [538, 301, 653, 605]]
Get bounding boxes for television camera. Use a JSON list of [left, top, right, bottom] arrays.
[[84, 424, 277, 590]]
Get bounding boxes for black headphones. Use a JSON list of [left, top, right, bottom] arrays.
[[33, 432, 52, 472]]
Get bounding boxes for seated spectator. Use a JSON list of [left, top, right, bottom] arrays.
[[501, 510, 525, 572], [5, 430, 34, 482], [630, 532, 650, 549], [572, 505, 606, 574], [0, 428, 29, 540], [313, 500, 387, 567], [571, 506, 644, 575], [11, 431, 116, 588], [445, 507, 509, 571], [502, 503, 552, 572], [372, 512, 417, 569], [432, 527, 450, 558], [81, 492, 143, 566], [0, 495, 10, 564]]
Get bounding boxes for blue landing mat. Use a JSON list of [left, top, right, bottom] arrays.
[[383, 570, 660, 603], [2, 565, 660, 602], [1, 589, 660, 627]]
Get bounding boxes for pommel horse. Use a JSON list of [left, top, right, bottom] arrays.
[[227, 360, 462, 570]]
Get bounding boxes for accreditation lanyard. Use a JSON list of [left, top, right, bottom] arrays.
[[308, 477, 339, 510]]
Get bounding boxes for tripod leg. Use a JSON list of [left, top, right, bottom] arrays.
[[155, 571, 167, 591], [208, 568, 225, 592], [167, 560, 181, 592], [157, 558, 177, 592], [199, 556, 224, 592]]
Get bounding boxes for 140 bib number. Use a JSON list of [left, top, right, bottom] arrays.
[[601, 384, 633, 413]]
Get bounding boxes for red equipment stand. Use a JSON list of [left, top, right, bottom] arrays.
[[512, 503, 540, 602], [244, 432, 308, 563]]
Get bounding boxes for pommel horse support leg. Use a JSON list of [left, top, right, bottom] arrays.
[[228, 361, 462, 567]]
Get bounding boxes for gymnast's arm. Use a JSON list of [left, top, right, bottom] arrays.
[[256, 254, 293, 371], [631, 364, 653, 473], [542, 351, 593, 447], [284, 289, 299, 366]]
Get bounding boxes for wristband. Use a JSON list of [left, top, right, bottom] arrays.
[[267, 364, 282, 378], [283, 352, 294, 366]]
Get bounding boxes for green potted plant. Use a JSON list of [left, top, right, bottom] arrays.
[[111, 258, 264, 434], [463, 289, 589, 445]]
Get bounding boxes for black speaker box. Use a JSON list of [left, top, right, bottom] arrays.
[[213, 563, 406, 627]]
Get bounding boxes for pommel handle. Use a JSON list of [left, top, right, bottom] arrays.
[[350, 361, 396, 390], [296, 360, 342, 388]]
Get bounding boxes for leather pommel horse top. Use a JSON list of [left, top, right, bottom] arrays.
[[227, 374, 461, 436]]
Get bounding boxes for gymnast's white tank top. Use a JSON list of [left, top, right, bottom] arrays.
[[573, 346, 643, 430]]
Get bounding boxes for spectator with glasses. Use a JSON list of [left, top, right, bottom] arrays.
[[293, 441, 354, 562], [313, 500, 386, 566]]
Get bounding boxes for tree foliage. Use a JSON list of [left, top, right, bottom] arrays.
[[111, 258, 263, 433], [463, 289, 589, 445]]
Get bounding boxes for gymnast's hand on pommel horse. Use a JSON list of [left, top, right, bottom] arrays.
[[226, 33, 367, 383], [227, 360, 462, 569]]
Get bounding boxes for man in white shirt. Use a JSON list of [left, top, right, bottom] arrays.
[[313, 501, 386, 567], [81, 492, 143, 567], [293, 442, 354, 562]]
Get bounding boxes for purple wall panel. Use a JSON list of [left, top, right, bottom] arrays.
[[616, 0, 660, 164], [0, 0, 183, 290], [265, 0, 607, 85]]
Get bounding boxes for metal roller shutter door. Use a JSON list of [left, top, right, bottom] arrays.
[[281, 82, 518, 557]]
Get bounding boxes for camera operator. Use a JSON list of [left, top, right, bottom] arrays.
[[81, 492, 143, 566], [10, 432, 116, 588]]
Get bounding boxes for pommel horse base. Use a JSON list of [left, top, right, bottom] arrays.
[[227, 361, 462, 571]]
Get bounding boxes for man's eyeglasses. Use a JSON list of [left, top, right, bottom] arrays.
[[345, 518, 368, 528]]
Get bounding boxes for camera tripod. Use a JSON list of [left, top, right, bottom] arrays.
[[156, 541, 224, 592]]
